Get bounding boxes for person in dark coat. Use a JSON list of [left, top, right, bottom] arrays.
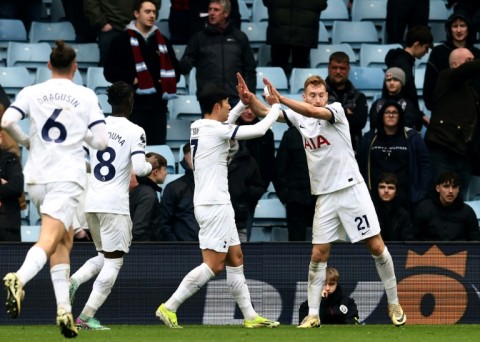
[[373, 172, 415, 241], [299, 267, 359, 325], [413, 171, 480, 241], [263, 0, 327, 75], [129, 152, 167, 241], [158, 143, 199, 241], [0, 131, 23, 241], [273, 126, 315, 241]]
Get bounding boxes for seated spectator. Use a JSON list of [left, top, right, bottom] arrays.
[[369, 67, 418, 132], [0, 130, 24, 241], [357, 100, 432, 213], [373, 173, 415, 241], [413, 171, 480, 241], [129, 152, 167, 241], [158, 143, 199, 241], [299, 267, 359, 325]]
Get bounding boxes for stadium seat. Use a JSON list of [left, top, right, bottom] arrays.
[[351, 0, 387, 25], [271, 227, 289, 241], [270, 121, 288, 149], [29, 21, 76, 44], [466, 176, 480, 201], [166, 118, 192, 154], [359, 43, 402, 68], [0, 66, 32, 101], [253, 198, 287, 228], [21, 225, 41, 242], [86, 67, 112, 94], [310, 44, 357, 68], [289, 68, 328, 94], [349, 66, 385, 98], [176, 74, 188, 95], [256, 44, 271, 66], [240, 22, 268, 49], [429, 0, 451, 23], [319, 0, 349, 31], [187, 67, 197, 95], [69, 43, 100, 70], [465, 200, 480, 224], [430, 22, 446, 43], [35, 66, 83, 85], [256, 67, 288, 95], [415, 67, 426, 96], [0, 19, 27, 64], [170, 95, 202, 120], [250, 226, 272, 242], [251, 0, 268, 22], [156, 21, 170, 39], [50, 0, 66, 22], [239, 0, 251, 21], [318, 21, 330, 43], [332, 21, 380, 51], [146, 144, 176, 174], [173, 44, 186, 60], [97, 93, 112, 115], [157, 0, 170, 21], [6, 42, 51, 79], [28, 200, 42, 226], [261, 181, 278, 199]]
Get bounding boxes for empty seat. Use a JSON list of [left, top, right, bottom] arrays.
[[239, 0, 252, 21], [86, 67, 112, 94], [176, 74, 188, 95], [6, 42, 51, 75], [97, 93, 112, 115], [332, 21, 380, 50], [173, 44, 186, 60], [429, 0, 451, 23], [187, 67, 197, 95], [359, 43, 402, 68], [310, 44, 357, 68], [240, 22, 268, 48], [146, 144, 176, 174], [253, 198, 286, 228], [0, 66, 32, 101], [256, 44, 271, 66], [29, 21, 76, 44], [170, 95, 202, 120], [69, 43, 100, 70], [320, 0, 349, 30], [158, 0, 171, 22], [256, 67, 288, 95], [289, 68, 328, 94], [35, 66, 83, 85], [0, 19, 27, 64], [351, 0, 387, 25], [21, 225, 41, 242], [318, 21, 330, 43], [415, 67, 426, 96], [166, 118, 192, 153], [349, 66, 385, 98], [252, 0, 268, 22], [270, 121, 289, 149]]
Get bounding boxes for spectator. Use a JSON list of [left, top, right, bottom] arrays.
[[385, 0, 430, 45], [373, 172, 415, 241], [0, 86, 19, 156], [130, 152, 168, 241], [325, 51, 368, 152], [424, 48, 480, 197], [413, 171, 480, 241], [104, 0, 180, 145], [61, 0, 97, 43], [228, 140, 265, 242], [448, 0, 480, 37], [177, 0, 256, 106], [369, 67, 419, 132], [0, 131, 23, 241], [0, 0, 42, 31], [158, 143, 199, 241], [299, 267, 359, 325], [262, 0, 327, 75], [385, 25, 433, 127], [273, 126, 315, 241], [357, 100, 432, 213], [423, 11, 480, 112]]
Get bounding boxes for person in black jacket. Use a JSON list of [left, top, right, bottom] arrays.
[[299, 267, 359, 325], [273, 126, 315, 241], [158, 143, 199, 241], [413, 171, 480, 241], [373, 172, 415, 241], [0, 132, 24, 241], [129, 152, 168, 241]]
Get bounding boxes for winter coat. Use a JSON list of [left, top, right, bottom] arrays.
[[0, 149, 23, 241], [373, 197, 415, 241]]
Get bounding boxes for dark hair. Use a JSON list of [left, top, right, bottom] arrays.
[[107, 81, 133, 114], [146, 152, 167, 169], [50, 40, 76, 72], [182, 142, 191, 154], [198, 85, 229, 117], [405, 25, 433, 48], [378, 172, 398, 187], [436, 171, 460, 187], [133, 0, 158, 12], [329, 51, 350, 65]]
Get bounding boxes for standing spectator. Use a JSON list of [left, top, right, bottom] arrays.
[[448, 0, 480, 37], [423, 11, 480, 112], [263, 0, 327, 75], [369, 67, 419, 132], [178, 0, 256, 106], [228, 140, 265, 242], [273, 126, 315, 241], [385, 0, 430, 45], [413, 171, 480, 241], [424, 48, 480, 197], [325, 51, 368, 152], [0, 131, 23, 241], [373, 172, 415, 242], [130, 152, 168, 241], [0, 0, 42, 31], [385, 25, 433, 127], [357, 100, 432, 213], [62, 0, 97, 43], [1, 41, 108, 338], [158, 143, 199, 241], [104, 0, 180, 145]]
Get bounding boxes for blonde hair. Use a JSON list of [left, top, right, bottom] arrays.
[[303, 75, 327, 91], [325, 267, 339, 283]]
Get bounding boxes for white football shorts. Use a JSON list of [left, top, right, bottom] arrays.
[[86, 213, 132, 253]]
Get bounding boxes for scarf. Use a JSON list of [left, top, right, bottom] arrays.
[[127, 28, 176, 98]]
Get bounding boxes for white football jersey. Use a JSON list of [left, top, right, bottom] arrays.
[[284, 102, 364, 195], [10, 79, 105, 186], [85, 116, 149, 214]]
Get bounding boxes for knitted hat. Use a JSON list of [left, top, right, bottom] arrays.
[[385, 67, 405, 86]]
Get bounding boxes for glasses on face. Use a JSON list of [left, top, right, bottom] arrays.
[[384, 110, 399, 116]]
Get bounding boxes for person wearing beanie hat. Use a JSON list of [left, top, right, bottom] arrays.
[[423, 10, 480, 111], [368, 68, 418, 131], [357, 100, 433, 214]]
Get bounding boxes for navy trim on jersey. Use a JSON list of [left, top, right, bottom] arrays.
[[230, 125, 240, 140], [88, 119, 106, 129], [131, 150, 146, 156], [10, 105, 26, 119], [326, 107, 336, 124], [282, 110, 293, 127], [83, 146, 89, 155]]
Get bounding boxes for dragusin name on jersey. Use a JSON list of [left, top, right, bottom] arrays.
[[36, 93, 80, 107]]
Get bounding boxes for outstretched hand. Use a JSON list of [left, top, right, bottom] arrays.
[[262, 78, 280, 106], [236, 72, 253, 105]]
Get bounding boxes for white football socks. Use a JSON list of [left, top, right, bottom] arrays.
[[373, 246, 399, 305], [307, 261, 327, 316], [16, 246, 48, 286], [71, 253, 104, 287], [51, 263, 71, 313], [226, 265, 257, 321]]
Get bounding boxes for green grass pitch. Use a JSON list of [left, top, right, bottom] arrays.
[[1, 325, 480, 342]]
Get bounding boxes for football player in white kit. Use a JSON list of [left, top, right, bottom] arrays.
[[156, 76, 281, 328], [1, 40, 109, 338], [257, 75, 406, 328], [68, 81, 160, 330]]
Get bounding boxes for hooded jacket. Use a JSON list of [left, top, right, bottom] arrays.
[[423, 11, 480, 110], [369, 93, 418, 132]]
